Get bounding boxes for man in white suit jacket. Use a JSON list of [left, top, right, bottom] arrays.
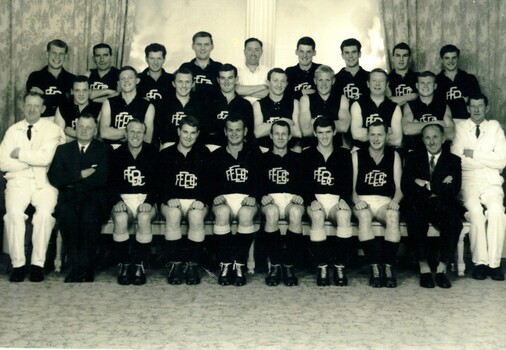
[[0, 92, 65, 282]]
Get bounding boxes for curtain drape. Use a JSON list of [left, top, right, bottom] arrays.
[[0, 0, 137, 138], [380, 0, 506, 125]]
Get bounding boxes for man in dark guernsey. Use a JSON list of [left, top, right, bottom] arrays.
[[387, 42, 418, 107], [285, 36, 321, 100], [352, 121, 403, 288], [86, 43, 120, 103], [333, 38, 369, 103], [99, 66, 155, 149]]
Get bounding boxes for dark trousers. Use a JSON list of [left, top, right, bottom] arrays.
[[58, 200, 102, 271], [405, 197, 462, 265]]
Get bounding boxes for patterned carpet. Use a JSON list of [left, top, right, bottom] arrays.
[[0, 260, 505, 350]]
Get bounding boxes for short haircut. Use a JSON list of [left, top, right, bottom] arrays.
[[267, 68, 286, 81], [47, 39, 68, 54], [340, 38, 361, 52], [422, 123, 444, 136], [78, 112, 98, 125], [126, 118, 147, 133], [315, 65, 335, 76], [313, 116, 335, 132], [369, 68, 389, 81], [119, 66, 138, 78], [24, 91, 45, 104], [173, 67, 194, 79], [271, 120, 291, 135], [144, 43, 167, 58], [368, 120, 388, 134], [392, 42, 411, 56], [218, 63, 238, 77], [417, 70, 436, 81], [296, 36, 316, 50], [93, 43, 112, 56], [468, 92, 489, 106], [73, 75, 89, 85], [178, 115, 201, 131], [440, 44, 460, 58], [225, 113, 246, 127], [244, 37, 263, 49], [192, 31, 213, 45]]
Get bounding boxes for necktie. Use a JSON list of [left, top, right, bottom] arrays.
[[80, 146, 85, 155], [27, 125, 33, 141], [429, 155, 435, 177], [475, 124, 480, 138]]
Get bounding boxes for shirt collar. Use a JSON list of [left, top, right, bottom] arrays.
[[427, 151, 442, 164]]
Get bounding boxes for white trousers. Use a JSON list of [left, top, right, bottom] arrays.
[[3, 177, 57, 268], [462, 180, 506, 268]]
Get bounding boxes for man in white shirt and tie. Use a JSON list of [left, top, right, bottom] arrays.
[[451, 93, 506, 281], [0, 92, 65, 282]]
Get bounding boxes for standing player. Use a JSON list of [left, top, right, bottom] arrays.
[[352, 121, 403, 288], [236, 38, 270, 104], [159, 116, 210, 285], [48, 114, 110, 282], [180, 32, 222, 112], [253, 68, 301, 150], [109, 119, 159, 285], [86, 43, 120, 103], [0, 92, 65, 282], [208, 63, 254, 147], [387, 42, 418, 106], [350, 69, 402, 150], [259, 120, 304, 286], [26, 39, 75, 119], [302, 117, 353, 286], [402, 71, 455, 152], [299, 65, 350, 148], [158, 68, 202, 148], [138, 43, 174, 103], [403, 124, 462, 288], [99, 66, 155, 148], [210, 114, 262, 286], [54, 75, 101, 142], [285, 37, 321, 100], [333, 38, 369, 103], [436, 44, 481, 121]]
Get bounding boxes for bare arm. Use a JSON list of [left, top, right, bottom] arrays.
[[291, 100, 302, 138], [336, 95, 351, 133], [350, 102, 368, 142], [386, 105, 403, 147], [253, 101, 271, 138], [236, 84, 269, 99], [99, 99, 127, 141], [144, 104, 155, 143], [298, 95, 313, 137]]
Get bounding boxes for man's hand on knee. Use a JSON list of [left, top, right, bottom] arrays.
[[241, 196, 256, 207], [338, 199, 351, 210], [213, 195, 226, 206], [261, 195, 274, 206], [354, 200, 368, 210], [291, 195, 304, 206], [387, 200, 399, 211], [310, 200, 323, 211], [138, 203, 152, 213], [167, 199, 181, 208], [190, 200, 205, 210], [113, 201, 127, 213]]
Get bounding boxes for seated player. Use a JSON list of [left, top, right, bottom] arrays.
[[54, 75, 101, 142], [253, 68, 301, 151], [351, 121, 403, 288], [259, 120, 304, 286], [99, 66, 155, 149], [109, 119, 159, 285], [159, 116, 210, 285], [302, 116, 353, 286], [403, 124, 462, 288], [350, 68, 402, 150], [210, 114, 262, 286]]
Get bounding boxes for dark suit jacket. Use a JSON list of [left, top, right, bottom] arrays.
[[48, 139, 111, 222], [402, 149, 462, 208]]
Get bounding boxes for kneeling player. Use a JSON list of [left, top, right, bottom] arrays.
[[352, 121, 403, 288], [159, 116, 210, 285], [110, 119, 159, 285], [210, 114, 262, 286], [259, 120, 304, 286], [302, 116, 353, 286]]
